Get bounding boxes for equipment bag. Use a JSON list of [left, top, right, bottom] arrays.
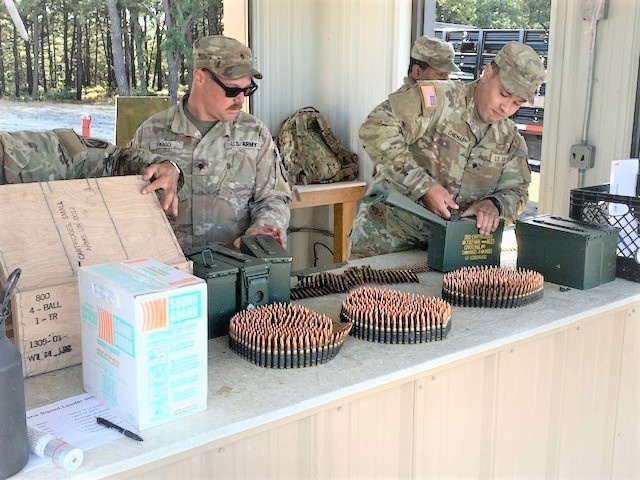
[[278, 107, 358, 185]]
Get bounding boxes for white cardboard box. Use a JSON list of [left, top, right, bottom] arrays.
[[79, 258, 208, 430], [609, 159, 640, 255], [609, 158, 639, 197]]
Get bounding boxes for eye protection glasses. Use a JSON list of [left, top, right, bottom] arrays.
[[203, 69, 258, 98]]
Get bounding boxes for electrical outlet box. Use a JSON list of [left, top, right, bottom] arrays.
[[583, 0, 608, 21], [570, 144, 595, 169]]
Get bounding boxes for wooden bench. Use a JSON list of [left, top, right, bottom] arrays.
[[289, 180, 367, 263]]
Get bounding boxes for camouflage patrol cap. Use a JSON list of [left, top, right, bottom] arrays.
[[193, 35, 262, 80], [410, 36, 460, 73], [493, 41, 546, 103]]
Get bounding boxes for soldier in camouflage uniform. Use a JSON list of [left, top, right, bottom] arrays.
[[0, 128, 182, 214], [350, 41, 546, 259], [130, 35, 291, 251], [404, 36, 460, 85]]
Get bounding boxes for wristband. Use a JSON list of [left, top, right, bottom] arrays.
[[167, 160, 180, 175], [487, 197, 502, 215]]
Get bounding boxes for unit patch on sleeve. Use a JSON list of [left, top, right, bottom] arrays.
[[420, 85, 437, 108]]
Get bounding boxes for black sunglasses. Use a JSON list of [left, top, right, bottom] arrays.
[[202, 69, 258, 97]]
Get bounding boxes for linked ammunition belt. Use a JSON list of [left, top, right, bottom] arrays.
[[291, 262, 430, 300], [340, 286, 452, 344], [228, 303, 352, 368], [442, 266, 544, 308]]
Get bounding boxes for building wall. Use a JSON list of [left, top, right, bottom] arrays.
[[539, 0, 640, 215]]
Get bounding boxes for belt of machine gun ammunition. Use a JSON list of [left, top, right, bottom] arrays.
[[290, 262, 430, 300]]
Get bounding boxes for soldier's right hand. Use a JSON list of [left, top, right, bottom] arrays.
[[140, 161, 180, 216], [420, 184, 459, 219]]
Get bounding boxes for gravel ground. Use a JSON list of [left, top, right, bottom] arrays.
[[0, 99, 116, 143]]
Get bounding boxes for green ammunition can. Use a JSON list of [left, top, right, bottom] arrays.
[[185, 248, 239, 339], [369, 189, 503, 272], [202, 245, 271, 309], [240, 235, 292, 303], [516, 215, 620, 289]]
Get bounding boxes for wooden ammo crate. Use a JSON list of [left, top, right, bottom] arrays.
[[0, 176, 190, 377]]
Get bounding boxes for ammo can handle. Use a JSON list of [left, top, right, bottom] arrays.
[[213, 248, 251, 263], [255, 236, 276, 255], [200, 249, 217, 268], [531, 218, 586, 233]]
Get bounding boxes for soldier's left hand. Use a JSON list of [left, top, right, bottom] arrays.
[[140, 161, 180, 216], [233, 225, 287, 249], [460, 199, 500, 235]]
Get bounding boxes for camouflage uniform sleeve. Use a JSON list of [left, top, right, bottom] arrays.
[[0, 130, 71, 184], [62, 133, 184, 190], [358, 86, 439, 202], [486, 132, 531, 223], [245, 129, 292, 235]]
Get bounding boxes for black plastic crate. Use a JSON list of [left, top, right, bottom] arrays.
[[569, 184, 640, 282]]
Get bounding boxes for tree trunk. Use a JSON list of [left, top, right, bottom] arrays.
[[63, 3, 72, 89], [105, 0, 130, 96], [161, 0, 179, 104], [122, 6, 133, 90], [12, 27, 19, 97], [75, 16, 83, 101], [0, 22, 5, 97], [153, 25, 163, 92], [32, 8, 40, 100], [131, 7, 148, 95], [207, 1, 223, 35]]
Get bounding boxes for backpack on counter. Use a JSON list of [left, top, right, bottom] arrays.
[[278, 107, 359, 185]]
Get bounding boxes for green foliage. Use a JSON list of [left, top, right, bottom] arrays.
[[43, 89, 77, 103], [0, 0, 223, 103], [436, 0, 551, 30], [82, 85, 111, 103]]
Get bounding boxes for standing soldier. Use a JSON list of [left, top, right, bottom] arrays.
[[404, 36, 460, 84]]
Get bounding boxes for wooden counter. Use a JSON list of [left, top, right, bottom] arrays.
[[17, 250, 640, 479]]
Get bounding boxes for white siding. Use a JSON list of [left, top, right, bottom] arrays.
[[250, 0, 412, 182], [540, 0, 640, 215]]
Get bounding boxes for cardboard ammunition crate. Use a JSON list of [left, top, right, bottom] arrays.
[[516, 214, 619, 289], [80, 258, 207, 430], [0, 177, 190, 377], [569, 184, 640, 282]]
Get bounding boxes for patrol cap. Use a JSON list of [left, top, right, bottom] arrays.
[[410, 36, 460, 73], [193, 35, 262, 80], [493, 41, 546, 103]]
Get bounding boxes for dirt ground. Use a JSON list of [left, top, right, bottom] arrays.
[[0, 99, 115, 143]]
